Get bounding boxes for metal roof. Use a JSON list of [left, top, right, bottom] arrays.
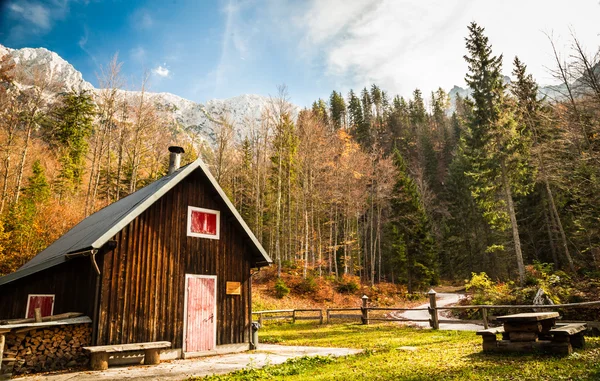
[[0, 158, 272, 286]]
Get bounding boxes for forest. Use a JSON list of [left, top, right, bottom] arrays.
[[1, 22, 600, 292]]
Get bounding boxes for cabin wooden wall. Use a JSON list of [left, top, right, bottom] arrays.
[[96, 168, 252, 349], [0, 257, 96, 320]]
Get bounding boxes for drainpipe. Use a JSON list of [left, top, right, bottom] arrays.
[[168, 146, 185, 175], [86, 241, 117, 345], [90, 250, 101, 345]]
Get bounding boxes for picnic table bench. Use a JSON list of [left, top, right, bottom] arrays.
[[83, 341, 171, 370], [477, 312, 587, 355], [550, 323, 587, 349]]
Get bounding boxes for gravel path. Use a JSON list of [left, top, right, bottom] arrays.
[[13, 345, 362, 381], [393, 292, 484, 331]]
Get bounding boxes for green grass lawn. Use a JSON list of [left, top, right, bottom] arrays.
[[199, 322, 600, 381]]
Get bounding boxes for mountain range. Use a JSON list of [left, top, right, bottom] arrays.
[[0, 44, 273, 144], [0, 44, 577, 142]]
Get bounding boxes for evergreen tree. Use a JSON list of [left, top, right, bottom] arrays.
[[409, 89, 427, 128], [25, 160, 50, 203], [463, 22, 531, 284], [311, 99, 328, 126], [329, 90, 346, 130], [356, 88, 373, 149], [389, 148, 437, 292], [47, 89, 95, 195], [511, 57, 576, 273], [347, 90, 364, 137]]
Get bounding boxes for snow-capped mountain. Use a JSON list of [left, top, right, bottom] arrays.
[[0, 44, 277, 144], [0, 44, 93, 93]]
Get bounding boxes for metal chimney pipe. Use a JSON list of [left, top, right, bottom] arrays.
[[168, 146, 185, 174]]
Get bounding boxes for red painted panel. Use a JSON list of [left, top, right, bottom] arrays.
[[186, 277, 216, 352], [190, 210, 218, 236], [26, 295, 54, 318]]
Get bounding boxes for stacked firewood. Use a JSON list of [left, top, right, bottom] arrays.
[[1, 324, 91, 375]]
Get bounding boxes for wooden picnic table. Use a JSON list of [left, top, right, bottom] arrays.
[[477, 312, 587, 355], [496, 312, 559, 342]]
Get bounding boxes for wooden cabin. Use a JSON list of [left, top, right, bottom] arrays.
[[0, 147, 272, 358]]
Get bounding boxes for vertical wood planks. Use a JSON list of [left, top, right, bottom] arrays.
[[93, 168, 256, 349]]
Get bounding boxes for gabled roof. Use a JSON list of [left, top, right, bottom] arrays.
[[0, 158, 272, 286]]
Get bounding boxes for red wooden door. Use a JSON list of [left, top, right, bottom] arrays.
[[185, 276, 217, 352]]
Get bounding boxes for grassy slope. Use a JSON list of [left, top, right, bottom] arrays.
[[200, 322, 600, 381], [251, 267, 426, 312]]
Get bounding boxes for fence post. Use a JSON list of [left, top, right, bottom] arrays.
[[258, 313, 263, 327], [292, 310, 296, 324], [482, 308, 489, 329], [319, 310, 323, 325], [428, 289, 439, 330], [361, 295, 369, 325], [326, 309, 330, 324]]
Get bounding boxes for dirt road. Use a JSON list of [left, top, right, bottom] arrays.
[[393, 292, 484, 331]]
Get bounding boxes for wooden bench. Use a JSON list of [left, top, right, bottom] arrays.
[[550, 323, 587, 350], [83, 341, 171, 370], [476, 326, 505, 351]]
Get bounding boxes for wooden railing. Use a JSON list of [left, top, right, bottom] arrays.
[[253, 309, 323, 325], [252, 293, 600, 330]]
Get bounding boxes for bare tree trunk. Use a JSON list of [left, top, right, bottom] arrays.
[[275, 153, 282, 277], [84, 132, 100, 216], [328, 207, 334, 275], [501, 161, 526, 286], [542, 199, 559, 269], [304, 208, 308, 279], [356, 213, 361, 281], [370, 185, 375, 286], [0, 153, 10, 213], [544, 176, 575, 273], [13, 121, 33, 205], [377, 203, 382, 283], [115, 124, 125, 201], [333, 207, 338, 278], [0, 114, 18, 213]]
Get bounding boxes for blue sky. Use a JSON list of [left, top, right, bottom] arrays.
[[1, 0, 600, 107]]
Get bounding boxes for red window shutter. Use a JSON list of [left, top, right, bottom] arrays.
[[26, 295, 54, 318], [190, 210, 217, 235]]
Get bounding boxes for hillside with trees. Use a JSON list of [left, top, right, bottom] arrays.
[[1, 23, 599, 296]]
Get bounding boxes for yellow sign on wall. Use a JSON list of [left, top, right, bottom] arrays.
[[226, 281, 241, 295]]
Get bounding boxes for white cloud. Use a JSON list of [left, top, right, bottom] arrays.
[[152, 65, 170, 78], [291, 0, 600, 98], [8, 1, 52, 30], [6, 0, 73, 42], [130, 46, 146, 62], [131, 8, 153, 30]]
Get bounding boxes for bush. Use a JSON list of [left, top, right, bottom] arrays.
[[297, 276, 318, 294], [274, 278, 290, 299], [336, 276, 359, 294]]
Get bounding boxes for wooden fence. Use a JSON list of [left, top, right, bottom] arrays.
[[253, 309, 323, 325], [252, 291, 600, 330]]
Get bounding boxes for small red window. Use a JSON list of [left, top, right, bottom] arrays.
[[26, 294, 55, 318], [187, 207, 220, 239]]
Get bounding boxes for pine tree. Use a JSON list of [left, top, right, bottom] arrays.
[[47, 89, 95, 195], [409, 89, 427, 129], [347, 90, 364, 136], [311, 99, 328, 126], [329, 90, 346, 130], [25, 160, 50, 203], [463, 22, 531, 285], [511, 57, 575, 273], [389, 148, 437, 292], [356, 88, 373, 149]]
